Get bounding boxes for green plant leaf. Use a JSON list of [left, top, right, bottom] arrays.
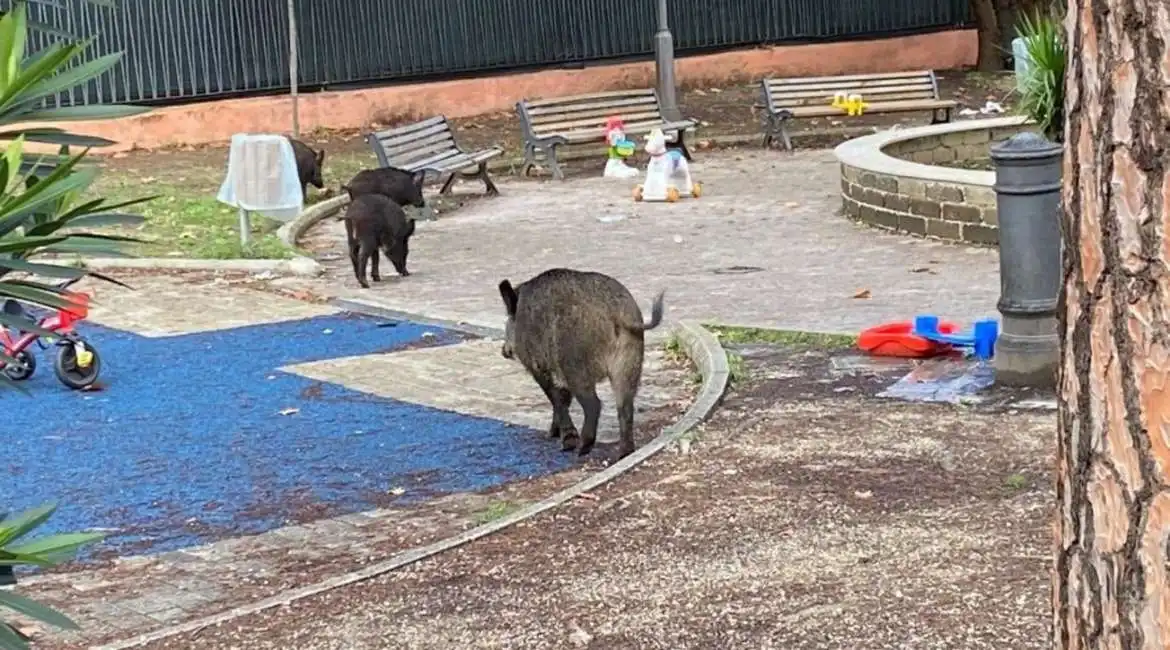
[[17, 104, 148, 123], [0, 504, 55, 547], [4, 531, 104, 560], [0, 128, 114, 148], [12, 50, 122, 113], [0, 622, 31, 650], [0, 591, 78, 631]]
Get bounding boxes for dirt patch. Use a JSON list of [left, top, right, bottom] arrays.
[[124, 342, 1052, 650]]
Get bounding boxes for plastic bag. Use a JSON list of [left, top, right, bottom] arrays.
[[216, 134, 303, 222]]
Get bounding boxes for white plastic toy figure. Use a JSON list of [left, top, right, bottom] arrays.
[[602, 116, 640, 179], [633, 128, 701, 203]]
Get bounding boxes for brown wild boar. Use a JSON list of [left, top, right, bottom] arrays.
[[497, 268, 665, 459]]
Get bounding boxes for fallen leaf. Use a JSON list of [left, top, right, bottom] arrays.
[[852, 288, 872, 299], [854, 490, 874, 499], [910, 267, 936, 274], [784, 201, 800, 208], [279, 407, 300, 416], [389, 487, 406, 496], [574, 492, 600, 502]]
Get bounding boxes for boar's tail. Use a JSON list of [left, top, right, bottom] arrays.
[[621, 290, 665, 333]]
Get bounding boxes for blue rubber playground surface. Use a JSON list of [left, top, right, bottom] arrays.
[[3, 312, 572, 559]]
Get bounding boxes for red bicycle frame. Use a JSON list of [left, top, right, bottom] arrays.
[[0, 292, 89, 356]]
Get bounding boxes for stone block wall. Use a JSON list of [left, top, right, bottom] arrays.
[[883, 125, 1026, 165], [840, 166, 999, 244], [839, 123, 1030, 246]]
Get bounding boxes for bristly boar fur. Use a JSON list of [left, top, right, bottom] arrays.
[[289, 138, 325, 197], [342, 167, 427, 208], [343, 194, 416, 289], [497, 268, 665, 459]]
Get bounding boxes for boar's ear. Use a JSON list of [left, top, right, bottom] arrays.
[[412, 170, 426, 188], [316, 148, 326, 164], [498, 280, 518, 316]]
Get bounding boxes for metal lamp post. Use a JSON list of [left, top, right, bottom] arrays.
[[654, 0, 682, 122]]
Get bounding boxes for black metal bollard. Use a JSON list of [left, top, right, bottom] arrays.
[[989, 131, 1063, 388]]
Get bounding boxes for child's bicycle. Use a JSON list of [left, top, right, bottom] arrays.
[[0, 277, 101, 390]]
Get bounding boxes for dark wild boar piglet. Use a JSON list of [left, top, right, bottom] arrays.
[[343, 167, 427, 208], [497, 268, 665, 459], [343, 194, 416, 289], [289, 138, 325, 198]]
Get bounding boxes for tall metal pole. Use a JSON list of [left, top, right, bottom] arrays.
[[654, 0, 681, 122], [287, 0, 300, 137]]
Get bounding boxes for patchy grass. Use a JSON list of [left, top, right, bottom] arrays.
[[726, 351, 748, 385], [473, 500, 522, 525], [705, 324, 856, 350], [1003, 473, 1031, 491], [81, 146, 377, 260]]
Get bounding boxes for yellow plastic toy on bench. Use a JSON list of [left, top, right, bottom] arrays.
[[831, 91, 869, 116]]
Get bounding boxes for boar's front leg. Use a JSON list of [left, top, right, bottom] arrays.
[[532, 373, 578, 450]]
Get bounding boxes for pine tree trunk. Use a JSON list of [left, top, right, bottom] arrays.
[[1055, 0, 1170, 646], [971, 0, 1003, 71]]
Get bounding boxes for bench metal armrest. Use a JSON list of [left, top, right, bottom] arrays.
[[530, 133, 569, 147]]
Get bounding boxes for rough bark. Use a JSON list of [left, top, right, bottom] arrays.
[[972, 0, 1004, 71], [1055, 0, 1170, 646]]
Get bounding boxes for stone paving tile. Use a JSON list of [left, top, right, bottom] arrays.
[[289, 149, 1001, 334], [284, 339, 684, 444], [81, 278, 338, 336]]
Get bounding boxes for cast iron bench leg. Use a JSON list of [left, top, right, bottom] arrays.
[[477, 163, 500, 196], [674, 129, 694, 161]]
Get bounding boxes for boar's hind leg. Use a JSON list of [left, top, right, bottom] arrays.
[[368, 246, 381, 282], [573, 388, 602, 457], [533, 374, 578, 448], [609, 360, 643, 459]]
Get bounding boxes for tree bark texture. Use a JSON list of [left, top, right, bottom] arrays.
[[1056, 0, 1170, 646], [972, 0, 1003, 71]]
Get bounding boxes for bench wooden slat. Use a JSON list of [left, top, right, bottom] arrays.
[[374, 115, 448, 139], [522, 88, 655, 108], [376, 121, 453, 150], [517, 87, 695, 180], [770, 90, 938, 107], [527, 96, 659, 119], [767, 70, 934, 86], [367, 114, 502, 198], [559, 119, 694, 143], [767, 78, 931, 91], [387, 139, 462, 167], [759, 69, 953, 151], [784, 98, 957, 118], [532, 109, 667, 134], [381, 130, 456, 159]]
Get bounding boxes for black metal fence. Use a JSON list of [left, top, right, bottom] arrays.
[[30, 0, 971, 107]]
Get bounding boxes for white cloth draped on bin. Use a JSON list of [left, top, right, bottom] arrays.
[[216, 134, 303, 222]]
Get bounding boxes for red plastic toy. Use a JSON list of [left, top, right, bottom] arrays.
[[857, 320, 961, 358], [0, 277, 101, 389]]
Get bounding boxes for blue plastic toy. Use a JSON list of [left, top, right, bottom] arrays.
[[912, 315, 999, 360]]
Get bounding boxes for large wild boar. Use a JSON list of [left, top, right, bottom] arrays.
[[497, 268, 665, 459], [342, 167, 427, 209], [288, 138, 325, 198], [343, 194, 415, 289]]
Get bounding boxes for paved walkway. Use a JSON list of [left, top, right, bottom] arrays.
[[14, 275, 691, 647], [293, 149, 1000, 334], [18, 148, 1005, 647]]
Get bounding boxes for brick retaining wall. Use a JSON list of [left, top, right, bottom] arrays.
[[834, 117, 1032, 247]]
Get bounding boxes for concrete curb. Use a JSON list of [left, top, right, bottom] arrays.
[[277, 193, 351, 249], [48, 256, 324, 277], [93, 319, 729, 650]]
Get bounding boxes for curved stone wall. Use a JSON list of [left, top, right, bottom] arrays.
[[833, 116, 1032, 246]]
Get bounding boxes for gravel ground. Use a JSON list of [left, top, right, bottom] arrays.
[[142, 343, 1054, 650]]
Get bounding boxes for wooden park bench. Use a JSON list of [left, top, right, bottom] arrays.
[[516, 89, 696, 180], [366, 115, 504, 197], [758, 70, 958, 150]]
